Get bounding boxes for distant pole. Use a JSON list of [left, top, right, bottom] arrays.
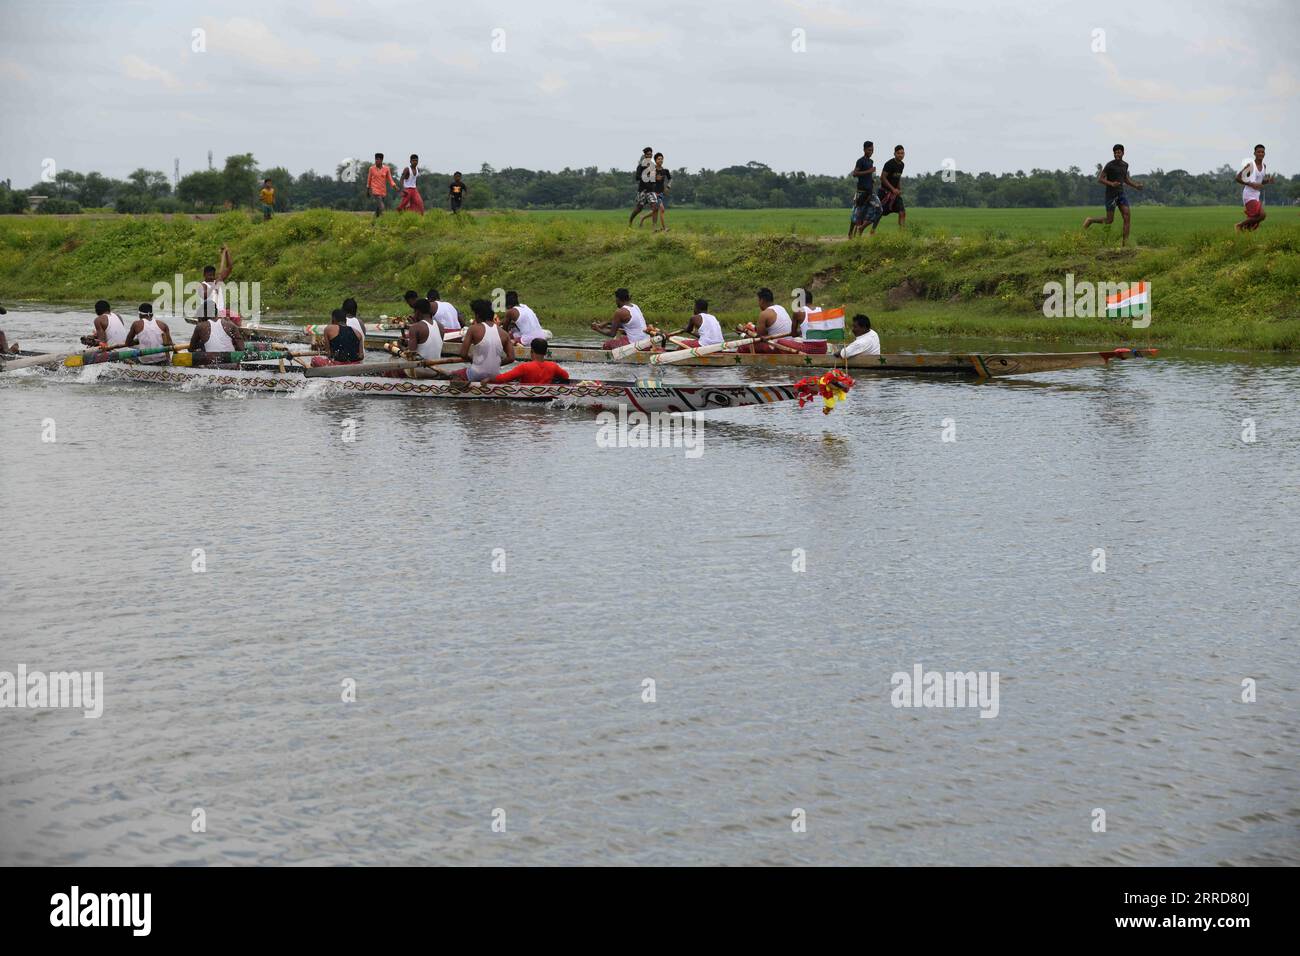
[[207, 150, 213, 170], [173, 158, 180, 187]]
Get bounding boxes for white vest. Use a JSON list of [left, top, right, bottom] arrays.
[[466, 324, 505, 381], [200, 280, 225, 313], [696, 313, 723, 346], [798, 305, 822, 338], [512, 304, 547, 343], [135, 316, 166, 362], [415, 319, 442, 361], [204, 318, 235, 353], [622, 303, 649, 342], [1241, 161, 1266, 203], [766, 304, 793, 338], [402, 168, 418, 189], [345, 316, 366, 341], [434, 300, 461, 331], [102, 312, 127, 347]]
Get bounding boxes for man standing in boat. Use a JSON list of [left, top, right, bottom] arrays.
[[502, 291, 550, 345], [1083, 144, 1143, 246], [198, 245, 235, 320], [367, 153, 397, 217], [455, 299, 515, 381], [591, 288, 650, 349], [188, 299, 245, 353], [123, 303, 173, 363], [737, 288, 793, 353], [491, 339, 570, 384], [397, 154, 424, 214]]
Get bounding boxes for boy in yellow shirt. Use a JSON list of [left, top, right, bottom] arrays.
[[259, 179, 275, 220]]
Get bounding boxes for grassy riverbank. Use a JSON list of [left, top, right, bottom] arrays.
[[0, 207, 1296, 350]]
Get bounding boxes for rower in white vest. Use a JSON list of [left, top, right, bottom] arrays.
[[199, 244, 234, 317], [794, 291, 822, 339], [456, 298, 515, 381], [676, 298, 724, 346], [340, 298, 367, 355], [591, 288, 650, 348], [503, 290, 551, 345], [404, 298, 443, 363], [188, 300, 245, 354], [124, 302, 174, 364], [741, 287, 792, 353], [427, 289, 461, 333], [90, 299, 128, 347]]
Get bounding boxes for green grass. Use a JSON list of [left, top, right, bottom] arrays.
[[0, 207, 1296, 351]]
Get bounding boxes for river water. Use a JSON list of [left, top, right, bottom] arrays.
[[1, 306, 1296, 866]]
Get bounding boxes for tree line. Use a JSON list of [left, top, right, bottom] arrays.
[[3, 154, 1295, 214]]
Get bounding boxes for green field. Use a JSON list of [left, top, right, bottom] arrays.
[[0, 206, 1296, 351]]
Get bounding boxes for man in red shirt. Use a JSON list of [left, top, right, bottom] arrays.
[[491, 339, 570, 385], [367, 153, 397, 217]]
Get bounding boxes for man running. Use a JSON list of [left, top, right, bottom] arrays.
[[1235, 144, 1273, 232], [455, 299, 515, 381], [1083, 144, 1144, 245], [491, 339, 570, 384], [502, 291, 550, 345], [591, 288, 650, 349], [628, 147, 657, 226], [367, 153, 397, 217], [123, 302, 173, 363], [448, 172, 467, 213], [848, 141, 876, 238], [259, 179, 275, 220], [871, 145, 906, 233], [673, 298, 724, 347], [839, 314, 880, 358], [397, 154, 424, 214]]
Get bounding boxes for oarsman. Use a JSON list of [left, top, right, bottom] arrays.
[[0, 303, 17, 354], [838, 314, 880, 359], [426, 289, 461, 333], [314, 308, 364, 366], [674, 298, 724, 347], [340, 298, 368, 350], [188, 300, 245, 353], [491, 339, 570, 384], [737, 287, 793, 353], [503, 291, 551, 345], [402, 298, 443, 366], [591, 288, 650, 349], [123, 303, 173, 363], [368, 153, 397, 217], [199, 245, 235, 319], [90, 300, 128, 347], [628, 147, 657, 226], [871, 145, 906, 233], [1083, 144, 1143, 246], [448, 172, 467, 213], [848, 141, 876, 238], [794, 290, 823, 338], [397, 154, 424, 214], [402, 290, 419, 320], [1234, 144, 1273, 232], [455, 299, 515, 381]]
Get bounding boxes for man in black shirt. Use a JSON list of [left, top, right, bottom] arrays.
[[872, 145, 906, 233], [1083, 144, 1144, 246], [449, 172, 468, 213], [847, 141, 875, 237], [628, 146, 657, 226]]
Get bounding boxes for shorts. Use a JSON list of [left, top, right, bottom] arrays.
[[261, 203, 273, 218], [851, 204, 869, 225], [878, 188, 904, 215], [636, 190, 657, 206], [656, 193, 668, 207], [853, 188, 873, 205], [1104, 192, 1129, 212], [1244, 198, 1262, 218]]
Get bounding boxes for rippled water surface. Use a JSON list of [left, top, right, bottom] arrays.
[[1, 308, 1297, 865]]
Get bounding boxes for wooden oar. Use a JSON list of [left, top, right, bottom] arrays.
[[608, 330, 670, 361], [649, 333, 783, 365], [302, 357, 463, 378]]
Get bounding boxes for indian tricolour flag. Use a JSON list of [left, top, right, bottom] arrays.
[[1105, 282, 1150, 318], [803, 306, 846, 341]]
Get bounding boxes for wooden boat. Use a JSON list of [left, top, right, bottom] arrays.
[[222, 320, 1157, 378], [83, 364, 846, 414]]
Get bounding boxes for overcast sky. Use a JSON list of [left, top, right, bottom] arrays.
[[1, 0, 1296, 185]]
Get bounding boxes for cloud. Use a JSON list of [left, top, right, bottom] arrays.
[[580, 29, 666, 48], [121, 55, 180, 89], [375, 43, 420, 65], [781, 0, 877, 29], [199, 17, 319, 69], [312, 0, 348, 16], [1097, 58, 1232, 105], [1265, 68, 1300, 99]]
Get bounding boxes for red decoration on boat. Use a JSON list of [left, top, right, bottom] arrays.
[[794, 369, 855, 414]]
